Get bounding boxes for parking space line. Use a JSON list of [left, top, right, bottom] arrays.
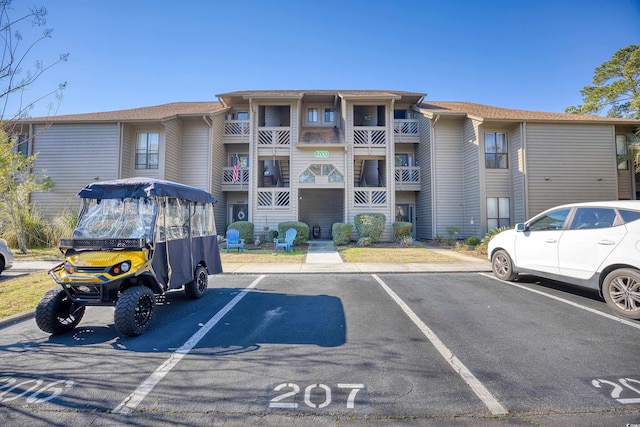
[[372, 274, 508, 416], [113, 275, 267, 415], [480, 273, 640, 331]]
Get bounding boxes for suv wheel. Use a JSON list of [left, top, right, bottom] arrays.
[[35, 288, 85, 334], [603, 268, 640, 320], [491, 249, 517, 281], [115, 286, 156, 336]]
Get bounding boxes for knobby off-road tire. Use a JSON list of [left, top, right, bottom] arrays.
[[0, 257, 5, 275], [35, 288, 85, 335], [491, 249, 518, 281], [114, 286, 156, 337], [602, 268, 640, 320], [184, 265, 208, 299]]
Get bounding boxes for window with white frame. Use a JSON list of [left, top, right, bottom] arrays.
[[487, 197, 510, 230], [308, 108, 318, 123], [616, 134, 629, 170], [136, 132, 159, 169], [485, 132, 508, 169], [15, 135, 28, 156], [324, 108, 334, 123]]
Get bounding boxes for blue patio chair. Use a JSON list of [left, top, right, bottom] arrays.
[[225, 228, 244, 253], [274, 228, 297, 253]]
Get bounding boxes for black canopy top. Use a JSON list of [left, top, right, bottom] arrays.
[[78, 178, 217, 204]]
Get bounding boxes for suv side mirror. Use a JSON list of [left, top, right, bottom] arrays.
[[515, 223, 527, 232]]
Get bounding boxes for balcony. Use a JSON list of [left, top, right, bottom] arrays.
[[393, 119, 419, 143], [353, 188, 387, 207], [221, 167, 249, 191], [353, 126, 386, 156], [395, 166, 420, 191], [257, 188, 291, 209], [258, 127, 291, 156], [224, 119, 250, 143]]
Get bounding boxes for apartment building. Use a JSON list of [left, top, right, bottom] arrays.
[[16, 90, 640, 241]]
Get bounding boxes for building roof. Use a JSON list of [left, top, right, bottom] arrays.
[[419, 101, 640, 124], [216, 90, 425, 105]]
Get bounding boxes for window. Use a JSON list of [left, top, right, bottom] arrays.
[[236, 111, 248, 120], [620, 209, 640, 223], [616, 134, 629, 170], [136, 132, 159, 169], [308, 108, 318, 123], [299, 164, 344, 183], [487, 197, 510, 230], [570, 208, 617, 230], [528, 208, 570, 231], [15, 135, 28, 156], [324, 108, 334, 123], [485, 132, 508, 169]]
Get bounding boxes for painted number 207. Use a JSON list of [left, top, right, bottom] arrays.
[[269, 383, 364, 409]]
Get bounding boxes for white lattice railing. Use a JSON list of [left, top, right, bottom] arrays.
[[222, 167, 250, 185], [393, 119, 419, 142], [258, 127, 291, 146], [224, 120, 250, 136], [353, 127, 386, 146], [257, 188, 290, 208], [354, 189, 387, 207], [394, 166, 420, 184]]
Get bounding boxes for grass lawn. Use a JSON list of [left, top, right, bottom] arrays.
[[0, 271, 56, 318]]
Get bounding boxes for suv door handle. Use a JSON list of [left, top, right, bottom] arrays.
[[597, 240, 615, 245], [545, 239, 557, 243]]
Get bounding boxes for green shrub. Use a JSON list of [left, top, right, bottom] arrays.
[[332, 222, 353, 245], [277, 221, 309, 246], [228, 221, 254, 243], [479, 226, 511, 250], [356, 236, 373, 247], [267, 229, 279, 242], [354, 213, 385, 245], [466, 236, 481, 247], [49, 210, 78, 244], [393, 221, 412, 242]]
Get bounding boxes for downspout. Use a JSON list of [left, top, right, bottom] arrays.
[[431, 115, 439, 237], [202, 115, 213, 193], [389, 98, 396, 240], [117, 122, 123, 178], [521, 122, 529, 219]]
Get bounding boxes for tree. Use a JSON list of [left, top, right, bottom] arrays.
[[0, 1, 68, 252], [566, 45, 640, 119]]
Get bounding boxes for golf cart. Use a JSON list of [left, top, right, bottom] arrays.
[[36, 178, 223, 337]]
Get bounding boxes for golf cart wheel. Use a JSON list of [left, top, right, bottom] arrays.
[[184, 265, 208, 299], [114, 286, 156, 336], [35, 288, 85, 335], [602, 268, 640, 320], [491, 249, 517, 281]]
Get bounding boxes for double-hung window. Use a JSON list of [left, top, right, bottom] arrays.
[[487, 197, 510, 230], [616, 134, 629, 170], [136, 132, 159, 169], [485, 132, 508, 169], [308, 108, 318, 123]]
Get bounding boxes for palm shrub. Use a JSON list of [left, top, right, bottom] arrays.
[[354, 213, 385, 246], [332, 222, 353, 245], [479, 226, 511, 250], [49, 210, 78, 245], [228, 221, 254, 243], [277, 221, 309, 246]]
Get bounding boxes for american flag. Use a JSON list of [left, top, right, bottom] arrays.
[[232, 154, 240, 183]]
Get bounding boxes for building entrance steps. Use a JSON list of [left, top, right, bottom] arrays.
[[305, 240, 343, 264]]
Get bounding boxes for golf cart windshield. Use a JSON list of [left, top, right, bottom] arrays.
[[74, 198, 156, 239]]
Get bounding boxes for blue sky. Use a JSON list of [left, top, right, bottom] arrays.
[[6, 0, 640, 118]]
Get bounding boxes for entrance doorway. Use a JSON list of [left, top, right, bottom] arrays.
[[299, 189, 344, 240]]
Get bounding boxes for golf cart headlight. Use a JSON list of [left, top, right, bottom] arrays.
[[64, 261, 75, 274], [121, 261, 131, 273]]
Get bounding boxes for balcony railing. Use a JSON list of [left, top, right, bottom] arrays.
[[257, 188, 291, 208], [222, 167, 249, 186], [258, 127, 291, 146], [353, 127, 386, 146], [393, 119, 419, 142], [224, 120, 250, 143], [354, 188, 387, 207], [394, 166, 420, 185]]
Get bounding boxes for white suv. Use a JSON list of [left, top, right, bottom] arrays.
[[488, 201, 640, 319]]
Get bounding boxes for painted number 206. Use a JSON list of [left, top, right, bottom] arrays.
[[269, 383, 364, 409], [0, 376, 75, 403]]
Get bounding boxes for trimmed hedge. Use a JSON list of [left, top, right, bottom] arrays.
[[332, 222, 353, 245], [354, 213, 385, 246], [277, 221, 309, 246], [393, 221, 412, 242], [227, 221, 254, 243]]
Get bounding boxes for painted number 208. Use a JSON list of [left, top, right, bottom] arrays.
[[269, 383, 364, 409]]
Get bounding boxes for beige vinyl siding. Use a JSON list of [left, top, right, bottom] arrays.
[[164, 119, 182, 182], [179, 118, 209, 190], [462, 119, 480, 237], [31, 123, 120, 217], [525, 123, 618, 217], [433, 118, 464, 237], [510, 124, 525, 223], [120, 124, 134, 178], [617, 169, 633, 199], [415, 115, 432, 238]]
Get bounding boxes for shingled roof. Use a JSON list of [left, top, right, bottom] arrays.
[[419, 101, 640, 124]]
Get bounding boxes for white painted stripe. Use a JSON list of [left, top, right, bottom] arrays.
[[113, 275, 266, 414], [480, 273, 640, 331], [372, 274, 508, 416]]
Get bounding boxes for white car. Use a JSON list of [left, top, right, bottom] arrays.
[[0, 238, 13, 275], [488, 201, 640, 319]]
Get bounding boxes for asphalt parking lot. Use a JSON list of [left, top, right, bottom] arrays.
[[1, 272, 639, 426]]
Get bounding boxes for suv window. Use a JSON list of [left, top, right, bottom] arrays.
[[619, 209, 640, 223], [570, 208, 617, 229], [528, 208, 570, 231]]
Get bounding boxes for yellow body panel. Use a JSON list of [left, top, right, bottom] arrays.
[[51, 249, 149, 283]]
